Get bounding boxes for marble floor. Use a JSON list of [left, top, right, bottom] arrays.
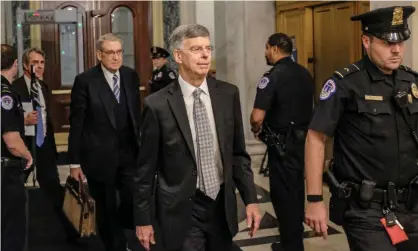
[[26, 153, 351, 251]]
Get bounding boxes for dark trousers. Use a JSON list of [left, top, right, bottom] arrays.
[[173, 187, 232, 251], [33, 137, 77, 239], [1, 165, 26, 251], [268, 143, 305, 251], [87, 149, 135, 251], [343, 201, 418, 251]]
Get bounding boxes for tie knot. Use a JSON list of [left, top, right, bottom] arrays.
[[113, 74, 118, 81], [193, 88, 203, 99]]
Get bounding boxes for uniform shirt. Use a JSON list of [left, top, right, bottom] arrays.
[[178, 75, 224, 186], [310, 55, 418, 187], [23, 75, 47, 137], [149, 65, 176, 94], [253, 56, 314, 132], [1, 75, 25, 158]]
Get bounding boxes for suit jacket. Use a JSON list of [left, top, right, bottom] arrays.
[[68, 64, 141, 183], [12, 76, 57, 158], [133, 78, 258, 249]]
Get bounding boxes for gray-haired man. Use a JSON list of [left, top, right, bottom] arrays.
[[68, 33, 141, 251], [134, 24, 261, 251]]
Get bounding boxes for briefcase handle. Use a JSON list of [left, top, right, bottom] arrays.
[[78, 179, 95, 212]]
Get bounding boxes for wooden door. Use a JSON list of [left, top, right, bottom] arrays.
[[277, 7, 314, 74], [40, 1, 90, 134], [313, 2, 370, 102], [95, 1, 151, 109]]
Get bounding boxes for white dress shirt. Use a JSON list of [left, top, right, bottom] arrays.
[[101, 64, 120, 91], [70, 65, 120, 169], [24, 75, 47, 137], [178, 75, 224, 186]]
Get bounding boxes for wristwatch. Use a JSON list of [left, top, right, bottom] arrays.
[[307, 195, 323, 202]]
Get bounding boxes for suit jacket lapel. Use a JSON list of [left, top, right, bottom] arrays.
[[167, 81, 196, 163], [120, 67, 137, 131], [96, 65, 117, 129], [207, 78, 226, 164], [13, 77, 30, 101]]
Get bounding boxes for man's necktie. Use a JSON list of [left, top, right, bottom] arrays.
[[113, 74, 120, 103], [193, 88, 220, 200], [31, 82, 44, 147]]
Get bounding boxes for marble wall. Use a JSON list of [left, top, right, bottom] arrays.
[[214, 1, 276, 140], [163, 0, 180, 72]]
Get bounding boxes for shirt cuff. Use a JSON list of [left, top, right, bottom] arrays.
[[70, 164, 81, 169]]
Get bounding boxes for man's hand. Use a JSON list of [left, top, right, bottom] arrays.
[[136, 225, 156, 251], [246, 203, 261, 237], [70, 167, 85, 181], [305, 201, 328, 239], [25, 111, 38, 125], [25, 154, 33, 169]]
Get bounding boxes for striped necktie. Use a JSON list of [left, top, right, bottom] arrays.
[[30, 82, 44, 147], [113, 74, 120, 103]]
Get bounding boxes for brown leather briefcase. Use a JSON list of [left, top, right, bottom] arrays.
[[63, 176, 97, 237]]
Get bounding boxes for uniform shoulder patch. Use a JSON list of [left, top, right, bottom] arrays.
[[333, 63, 361, 79], [399, 65, 418, 77], [319, 79, 336, 101], [169, 71, 176, 79], [257, 77, 270, 89], [1, 95, 14, 110]]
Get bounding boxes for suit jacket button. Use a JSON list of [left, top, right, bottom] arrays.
[[192, 170, 197, 176]]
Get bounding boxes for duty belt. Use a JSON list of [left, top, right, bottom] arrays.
[[349, 182, 409, 204], [1, 157, 26, 169]]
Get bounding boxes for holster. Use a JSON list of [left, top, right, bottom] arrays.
[[1, 157, 27, 170], [324, 161, 352, 226], [407, 175, 418, 213], [329, 190, 349, 226]]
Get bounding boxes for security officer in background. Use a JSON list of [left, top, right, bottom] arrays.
[[250, 33, 314, 251], [305, 6, 418, 251], [1, 44, 33, 251], [149, 46, 176, 94]]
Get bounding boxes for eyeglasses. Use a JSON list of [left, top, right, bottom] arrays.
[[100, 49, 124, 57], [182, 46, 213, 54]]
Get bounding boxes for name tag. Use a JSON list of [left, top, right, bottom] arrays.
[[365, 95, 383, 101]]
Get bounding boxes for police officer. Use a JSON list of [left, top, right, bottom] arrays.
[[1, 44, 33, 251], [250, 33, 314, 251], [149, 46, 176, 94], [305, 6, 418, 251]]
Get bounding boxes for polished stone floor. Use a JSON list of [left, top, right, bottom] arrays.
[[26, 153, 350, 251]]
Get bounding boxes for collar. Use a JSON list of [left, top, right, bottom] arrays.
[[364, 55, 413, 83], [101, 64, 120, 80], [1, 75, 11, 87], [23, 74, 41, 89], [273, 56, 292, 66], [178, 74, 209, 99]]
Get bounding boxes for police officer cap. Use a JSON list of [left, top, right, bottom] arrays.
[[351, 6, 415, 42], [151, 46, 170, 59]]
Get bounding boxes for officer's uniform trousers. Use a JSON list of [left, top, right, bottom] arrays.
[[268, 133, 305, 251]]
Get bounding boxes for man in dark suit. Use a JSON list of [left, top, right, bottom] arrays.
[[68, 33, 141, 251], [134, 24, 261, 251], [12, 48, 78, 243]]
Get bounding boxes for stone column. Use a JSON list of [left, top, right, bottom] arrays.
[[214, 1, 275, 153], [370, 1, 418, 69]]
